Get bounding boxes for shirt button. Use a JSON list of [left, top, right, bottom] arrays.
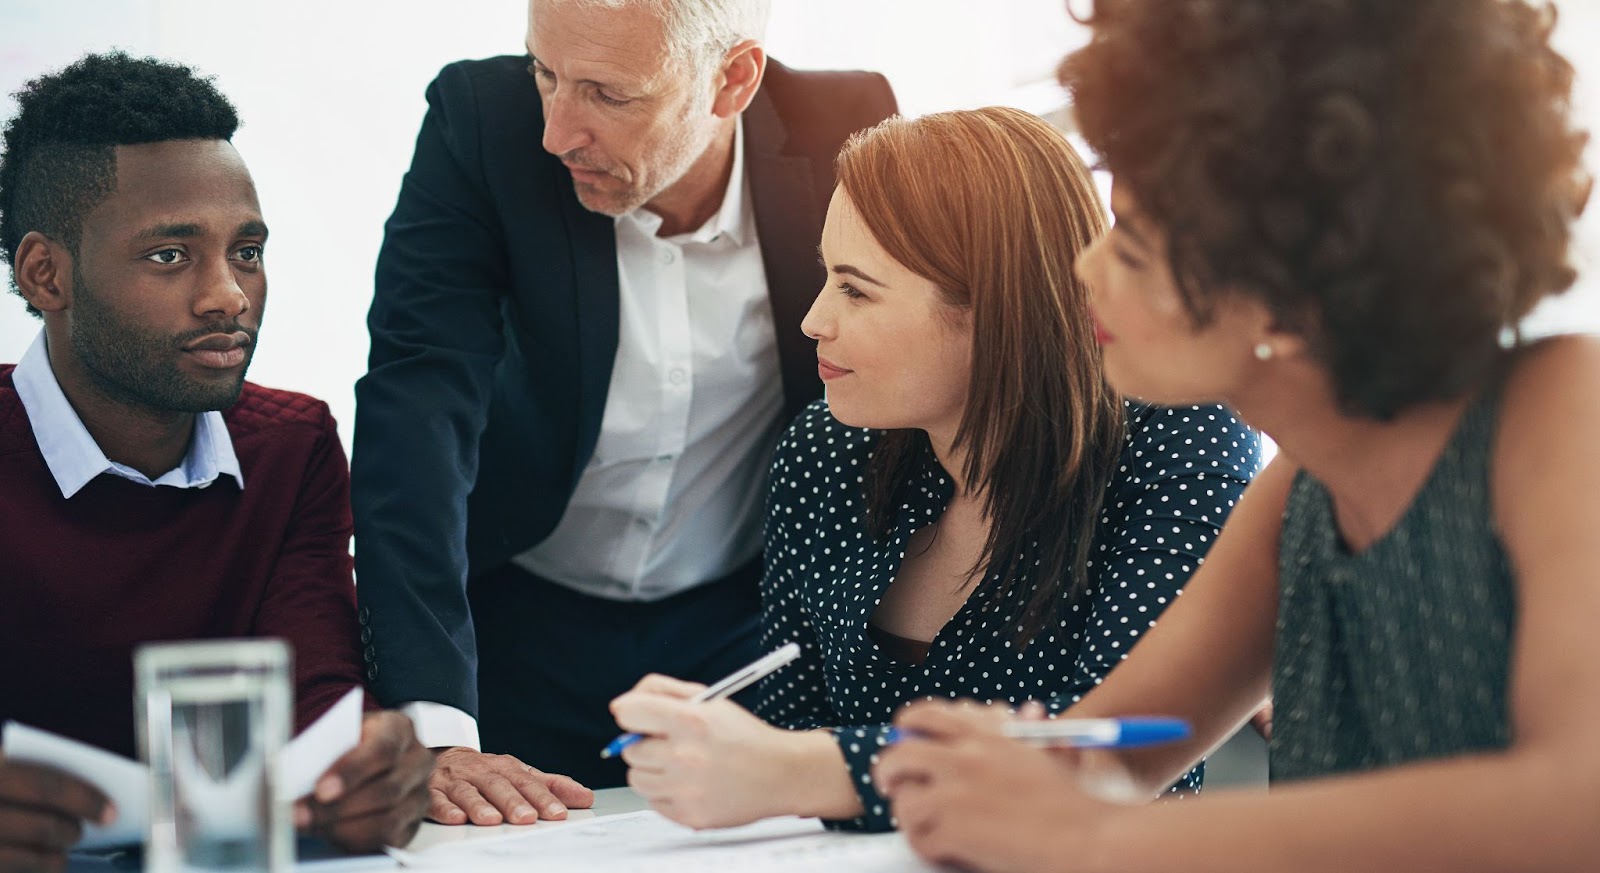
[[668, 368, 686, 385], [660, 249, 676, 265]]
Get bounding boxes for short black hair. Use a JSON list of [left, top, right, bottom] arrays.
[[1063, 0, 1590, 419], [0, 51, 240, 316]]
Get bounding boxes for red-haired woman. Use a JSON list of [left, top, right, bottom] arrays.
[[609, 106, 1259, 831]]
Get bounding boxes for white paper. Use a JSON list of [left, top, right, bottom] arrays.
[[280, 687, 365, 801], [1, 686, 366, 849], [1, 721, 149, 850], [388, 810, 940, 873]]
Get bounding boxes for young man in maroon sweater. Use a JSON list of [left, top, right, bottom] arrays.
[[0, 52, 432, 866]]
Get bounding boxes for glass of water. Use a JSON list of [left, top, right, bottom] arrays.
[[136, 640, 293, 873]]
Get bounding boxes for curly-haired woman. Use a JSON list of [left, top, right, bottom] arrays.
[[876, 2, 1598, 871]]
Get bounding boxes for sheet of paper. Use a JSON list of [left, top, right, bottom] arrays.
[[1, 722, 149, 849], [281, 687, 365, 801], [389, 810, 940, 873], [2, 686, 366, 849]]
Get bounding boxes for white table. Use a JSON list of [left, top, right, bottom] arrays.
[[396, 787, 936, 872], [405, 786, 652, 852]]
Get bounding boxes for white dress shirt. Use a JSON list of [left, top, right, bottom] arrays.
[[11, 330, 244, 498], [403, 120, 788, 750]]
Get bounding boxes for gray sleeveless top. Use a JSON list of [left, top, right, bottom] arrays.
[[1270, 383, 1515, 782]]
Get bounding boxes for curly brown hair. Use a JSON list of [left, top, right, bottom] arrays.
[[1061, 0, 1591, 419]]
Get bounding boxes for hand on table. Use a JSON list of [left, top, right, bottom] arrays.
[[875, 700, 1130, 873], [0, 755, 112, 873], [294, 711, 433, 853], [426, 748, 592, 826], [610, 674, 799, 830]]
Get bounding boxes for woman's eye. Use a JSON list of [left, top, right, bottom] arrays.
[[838, 282, 866, 300]]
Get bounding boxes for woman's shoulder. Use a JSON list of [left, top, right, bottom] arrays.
[[1502, 333, 1600, 400], [770, 399, 879, 483], [1492, 334, 1600, 490], [1115, 400, 1262, 484]]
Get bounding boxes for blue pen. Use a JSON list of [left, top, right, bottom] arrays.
[[600, 642, 803, 759], [884, 716, 1191, 749]]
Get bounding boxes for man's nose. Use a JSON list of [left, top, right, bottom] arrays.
[[195, 257, 249, 320], [541, 90, 592, 156]]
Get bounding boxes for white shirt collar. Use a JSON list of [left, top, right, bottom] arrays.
[[618, 117, 752, 246], [11, 330, 245, 499]]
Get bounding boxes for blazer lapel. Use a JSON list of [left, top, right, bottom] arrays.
[[744, 83, 826, 422], [556, 176, 621, 487]]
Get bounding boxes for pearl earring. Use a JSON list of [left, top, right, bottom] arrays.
[[1254, 343, 1274, 361]]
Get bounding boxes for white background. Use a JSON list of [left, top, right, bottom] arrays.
[[2, 0, 1597, 446]]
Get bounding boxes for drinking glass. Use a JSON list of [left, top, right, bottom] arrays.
[[136, 639, 292, 873]]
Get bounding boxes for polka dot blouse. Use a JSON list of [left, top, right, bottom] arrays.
[[752, 398, 1261, 831]]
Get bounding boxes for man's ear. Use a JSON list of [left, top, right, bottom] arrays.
[[13, 231, 73, 314], [711, 39, 766, 119]]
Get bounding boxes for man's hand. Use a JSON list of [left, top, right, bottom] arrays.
[[0, 755, 112, 873], [427, 749, 593, 826], [294, 711, 433, 853]]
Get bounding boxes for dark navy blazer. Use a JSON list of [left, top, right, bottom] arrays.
[[350, 55, 897, 717]]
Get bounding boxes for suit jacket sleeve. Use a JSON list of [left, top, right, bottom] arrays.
[[351, 62, 509, 717]]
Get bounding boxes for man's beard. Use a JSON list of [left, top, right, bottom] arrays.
[[70, 265, 256, 414]]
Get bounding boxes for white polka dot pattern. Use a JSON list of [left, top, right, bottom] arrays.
[[752, 399, 1262, 830]]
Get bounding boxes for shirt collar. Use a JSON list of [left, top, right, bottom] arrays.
[[618, 117, 752, 246], [11, 330, 245, 499]]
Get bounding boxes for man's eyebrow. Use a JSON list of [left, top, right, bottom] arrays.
[[132, 223, 202, 242], [525, 51, 642, 94], [131, 221, 268, 242]]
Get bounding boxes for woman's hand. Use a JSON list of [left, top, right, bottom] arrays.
[[609, 674, 806, 830], [875, 700, 1130, 873]]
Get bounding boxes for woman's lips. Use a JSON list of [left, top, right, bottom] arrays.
[[817, 356, 852, 381]]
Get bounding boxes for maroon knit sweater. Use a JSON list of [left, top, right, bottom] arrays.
[[0, 365, 364, 758]]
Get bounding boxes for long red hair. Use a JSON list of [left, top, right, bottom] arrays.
[[838, 107, 1123, 643]]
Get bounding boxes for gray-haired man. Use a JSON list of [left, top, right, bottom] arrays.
[[352, 0, 896, 825]]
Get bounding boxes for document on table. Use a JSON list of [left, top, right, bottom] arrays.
[[1, 686, 365, 850], [388, 810, 940, 873]]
